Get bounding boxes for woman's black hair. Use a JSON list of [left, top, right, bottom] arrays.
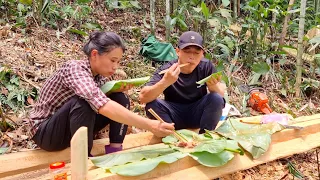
[[83, 31, 126, 57]]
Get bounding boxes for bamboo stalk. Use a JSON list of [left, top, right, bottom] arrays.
[[150, 0, 156, 35], [148, 108, 188, 143], [233, 0, 237, 18], [158, 63, 190, 75], [165, 0, 170, 41], [295, 0, 307, 97]]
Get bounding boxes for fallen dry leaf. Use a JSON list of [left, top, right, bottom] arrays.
[[27, 96, 34, 105]]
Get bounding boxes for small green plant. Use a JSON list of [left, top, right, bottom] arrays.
[[0, 67, 37, 112], [105, 0, 141, 10]]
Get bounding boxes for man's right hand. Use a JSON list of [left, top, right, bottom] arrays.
[[162, 63, 180, 86], [148, 120, 175, 137]]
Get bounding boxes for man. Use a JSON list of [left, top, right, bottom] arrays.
[[139, 31, 225, 133]]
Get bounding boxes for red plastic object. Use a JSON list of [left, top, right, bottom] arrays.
[[50, 162, 65, 170], [248, 91, 272, 114]]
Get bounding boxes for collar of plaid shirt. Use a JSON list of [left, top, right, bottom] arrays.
[[28, 60, 110, 137]]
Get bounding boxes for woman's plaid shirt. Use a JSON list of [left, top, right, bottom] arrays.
[[28, 60, 110, 137]]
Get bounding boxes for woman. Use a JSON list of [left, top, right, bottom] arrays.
[[29, 31, 174, 155]]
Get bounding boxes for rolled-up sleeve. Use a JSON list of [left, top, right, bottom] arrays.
[[62, 64, 110, 112]]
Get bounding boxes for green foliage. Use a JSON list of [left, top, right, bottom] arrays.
[[288, 161, 304, 179], [0, 0, 33, 28], [92, 129, 243, 176], [105, 0, 141, 10], [100, 76, 151, 94], [0, 67, 36, 112], [215, 118, 284, 159]]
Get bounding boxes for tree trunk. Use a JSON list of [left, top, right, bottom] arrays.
[[165, 0, 170, 41], [279, 0, 295, 46], [295, 0, 307, 97], [150, 0, 156, 35]]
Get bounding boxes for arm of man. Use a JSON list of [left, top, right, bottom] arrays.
[[139, 63, 180, 104]]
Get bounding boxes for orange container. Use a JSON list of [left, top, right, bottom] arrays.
[[49, 162, 67, 180]]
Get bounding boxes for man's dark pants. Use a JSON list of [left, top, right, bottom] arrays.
[[32, 93, 129, 153], [145, 93, 224, 133]]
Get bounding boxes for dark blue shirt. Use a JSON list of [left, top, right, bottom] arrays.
[[146, 58, 216, 104]]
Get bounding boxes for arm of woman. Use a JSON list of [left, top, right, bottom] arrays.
[[98, 100, 175, 137]]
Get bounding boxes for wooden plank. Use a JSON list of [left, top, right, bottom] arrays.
[[85, 115, 320, 180], [1, 114, 319, 178], [86, 157, 199, 180], [0, 132, 160, 178], [71, 127, 88, 179], [156, 131, 320, 180]]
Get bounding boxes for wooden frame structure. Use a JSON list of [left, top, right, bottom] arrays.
[[0, 114, 319, 179]]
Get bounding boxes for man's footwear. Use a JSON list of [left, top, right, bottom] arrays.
[[105, 145, 123, 154]]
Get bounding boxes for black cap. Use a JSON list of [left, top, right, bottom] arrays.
[[178, 31, 204, 50]]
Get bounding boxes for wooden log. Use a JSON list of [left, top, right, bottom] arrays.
[[1, 114, 319, 178], [71, 126, 88, 180], [0, 132, 160, 178], [156, 131, 320, 180], [82, 115, 320, 180]]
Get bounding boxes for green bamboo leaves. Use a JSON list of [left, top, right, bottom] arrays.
[[100, 76, 150, 94]]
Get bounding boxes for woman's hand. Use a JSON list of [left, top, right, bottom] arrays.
[[148, 120, 175, 137]]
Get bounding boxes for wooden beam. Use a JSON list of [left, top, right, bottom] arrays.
[[0, 132, 160, 178], [1, 114, 319, 178], [156, 131, 320, 180], [71, 126, 88, 179], [83, 115, 320, 180]]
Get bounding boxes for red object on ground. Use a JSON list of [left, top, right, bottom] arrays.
[[248, 91, 272, 114]]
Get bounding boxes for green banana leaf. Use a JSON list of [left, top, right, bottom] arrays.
[[91, 129, 243, 176], [196, 71, 223, 85], [100, 76, 150, 94], [90, 144, 175, 169], [0, 147, 8, 155], [189, 150, 234, 167], [162, 129, 243, 161], [215, 119, 284, 159], [109, 151, 187, 176]]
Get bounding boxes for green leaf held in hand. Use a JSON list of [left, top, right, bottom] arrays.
[[196, 71, 223, 85], [100, 76, 150, 94]]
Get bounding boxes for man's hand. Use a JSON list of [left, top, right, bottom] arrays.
[[162, 63, 180, 86], [206, 75, 225, 96], [149, 120, 175, 137]]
